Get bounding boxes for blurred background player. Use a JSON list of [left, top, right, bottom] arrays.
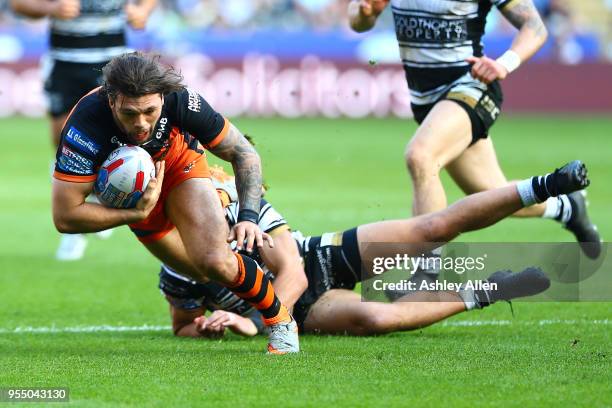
[[159, 160, 588, 337], [10, 0, 157, 261], [348, 0, 601, 259]]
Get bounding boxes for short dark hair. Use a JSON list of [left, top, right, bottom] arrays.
[[101, 52, 184, 100]]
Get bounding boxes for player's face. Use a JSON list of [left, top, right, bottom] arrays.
[[109, 93, 163, 145]]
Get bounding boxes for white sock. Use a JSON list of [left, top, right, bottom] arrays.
[[558, 195, 572, 224], [458, 288, 477, 311], [542, 197, 561, 219], [542, 195, 572, 224], [516, 179, 538, 206]]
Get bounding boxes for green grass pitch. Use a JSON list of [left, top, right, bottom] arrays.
[[0, 115, 610, 407]]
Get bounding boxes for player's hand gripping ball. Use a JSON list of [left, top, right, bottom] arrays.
[[94, 146, 156, 208]]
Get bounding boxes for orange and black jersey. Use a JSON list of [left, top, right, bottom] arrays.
[[53, 87, 229, 183]]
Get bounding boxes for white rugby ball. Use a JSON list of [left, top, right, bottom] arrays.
[[94, 146, 156, 209]]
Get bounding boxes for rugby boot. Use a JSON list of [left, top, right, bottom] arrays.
[[547, 160, 590, 196], [473, 267, 551, 308], [267, 317, 300, 355], [564, 191, 602, 259]]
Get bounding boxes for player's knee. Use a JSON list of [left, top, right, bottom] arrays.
[[192, 253, 234, 283], [405, 140, 436, 177], [358, 310, 394, 335]]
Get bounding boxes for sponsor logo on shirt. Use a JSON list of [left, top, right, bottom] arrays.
[[61, 146, 94, 168], [155, 117, 168, 140], [65, 126, 100, 155], [394, 15, 468, 43], [186, 88, 201, 113], [57, 155, 94, 175]]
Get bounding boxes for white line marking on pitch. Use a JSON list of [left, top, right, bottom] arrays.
[[0, 324, 171, 334], [442, 319, 611, 327], [0, 319, 609, 334]]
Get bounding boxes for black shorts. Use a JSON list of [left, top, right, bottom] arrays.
[[411, 81, 503, 144], [292, 227, 362, 329], [43, 59, 107, 117]]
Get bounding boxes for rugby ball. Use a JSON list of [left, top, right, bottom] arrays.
[[94, 146, 156, 209]]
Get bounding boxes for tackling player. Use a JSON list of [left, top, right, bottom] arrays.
[[347, 0, 601, 259], [11, 0, 157, 261], [51, 52, 301, 354], [160, 160, 590, 337]]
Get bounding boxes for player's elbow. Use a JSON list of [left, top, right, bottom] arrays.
[[172, 323, 187, 337], [53, 211, 84, 234], [53, 214, 74, 233], [528, 18, 548, 46]]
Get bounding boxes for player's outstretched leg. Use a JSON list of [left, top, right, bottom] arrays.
[[365, 160, 591, 302], [229, 254, 299, 354], [459, 267, 550, 310], [449, 142, 601, 259], [304, 267, 551, 336], [431, 159, 593, 239], [358, 160, 592, 254]]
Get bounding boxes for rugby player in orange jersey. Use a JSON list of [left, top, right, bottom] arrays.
[[159, 161, 590, 338], [51, 52, 302, 354]]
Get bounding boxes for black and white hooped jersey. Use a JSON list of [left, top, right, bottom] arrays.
[[49, 0, 129, 63], [391, 0, 512, 105]]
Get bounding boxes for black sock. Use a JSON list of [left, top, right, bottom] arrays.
[[474, 288, 494, 308], [531, 174, 558, 202]]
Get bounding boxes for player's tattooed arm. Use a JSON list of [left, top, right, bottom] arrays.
[[500, 0, 548, 61], [209, 124, 262, 215]]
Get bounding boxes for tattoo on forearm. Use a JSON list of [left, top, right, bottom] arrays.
[[502, 0, 547, 38], [211, 125, 262, 213]]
